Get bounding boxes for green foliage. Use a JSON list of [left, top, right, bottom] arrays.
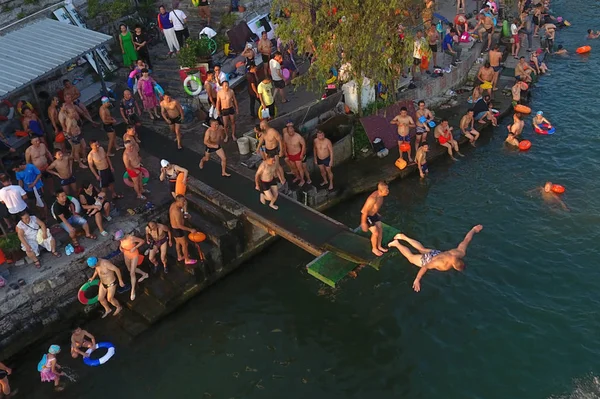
[[213, 34, 227, 53], [2, 5, 14, 13], [177, 39, 214, 68], [16, 11, 26, 19], [23, 0, 38, 5], [272, 0, 422, 114], [0, 233, 21, 253], [107, 0, 132, 21], [220, 12, 238, 29], [353, 122, 371, 154], [87, 0, 101, 19], [137, 0, 157, 20]]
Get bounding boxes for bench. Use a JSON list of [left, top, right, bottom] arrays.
[[78, 81, 116, 106]]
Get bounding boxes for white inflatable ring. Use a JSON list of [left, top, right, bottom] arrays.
[[183, 75, 203, 96], [83, 342, 115, 367]]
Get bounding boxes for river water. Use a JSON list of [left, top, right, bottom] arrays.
[[17, 1, 600, 398]]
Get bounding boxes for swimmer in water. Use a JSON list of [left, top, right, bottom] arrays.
[[532, 110, 552, 128], [387, 225, 483, 292], [506, 113, 524, 146], [587, 29, 600, 39], [70, 327, 96, 358], [529, 182, 569, 211], [553, 44, 568, 55]]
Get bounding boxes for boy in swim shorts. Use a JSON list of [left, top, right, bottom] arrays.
[[415, 143, 429, 179], [71, 327, 96, 358]]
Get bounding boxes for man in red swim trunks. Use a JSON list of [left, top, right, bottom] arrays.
[[282, 120, 308, 186], [122, 140, 147, 200], [434, 119, 464, 161]]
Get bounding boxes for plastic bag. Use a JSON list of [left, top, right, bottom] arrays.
[[261, 107, 270, 119], [33, 187, 44, 208]]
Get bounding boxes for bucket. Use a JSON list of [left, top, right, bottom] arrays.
[[237, 137, 250, 155]]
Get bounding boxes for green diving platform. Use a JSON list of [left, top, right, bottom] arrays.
[[307, 223, 400, 287]]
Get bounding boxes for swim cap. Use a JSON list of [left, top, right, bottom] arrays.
[[160, 159, 169, 168], [114, 229, 124, 240], [87, 257, 98, 267], [286, 119, 293, 125], [48, 345, 61, 354], [101, 96, 110, 103], [537, 111, 543, 115]]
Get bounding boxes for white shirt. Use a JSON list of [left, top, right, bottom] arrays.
[[169, 10, 187, 31], [413, 37, 427, 59], [269, 59, 282, 81], [0, 185, 27, 214], [511, 23, 519, 36], [215, 71, 227, 91]]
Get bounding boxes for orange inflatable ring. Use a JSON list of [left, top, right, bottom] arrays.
[[551, 184, 565, 194], [514, 104, 531, 114], [188, 231, 206, 243], [55, 132, 66, 143], [576, 46, 591, 54], [399, 142, 411, 152], [518, 140, 532, 151]]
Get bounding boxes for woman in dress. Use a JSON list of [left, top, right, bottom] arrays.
[[16, 211, 60, 268], [38, 345, 63, 391], [137, 69, 161, 120], [119, 24, 138, 68]]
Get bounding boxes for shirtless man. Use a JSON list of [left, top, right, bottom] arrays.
[[255, 156, 285, 210], [88, 140, 121, 200], [146, 221, 172, 273], [390, 106, 415, 163], [475, 10, 494, 51], [86, 256, 125, 317], [512, 80, 528, 105], [257, 31, 272, 76], [98, 97, 119, 157], [25, 137, 54, 193], [47, 150, 76, 195], [61, 82, 96, 124], [415, 100, 433, 152], [460, 109, 481, 146], [203, 71, 218, 125], [48, 96, 62, 135], [415, 143, 429, 179], [216, 81, 239, 142], [283, 121, 308, 186], [477, 62, 495, 97], [314, 130, 334, 190], [0, 361, 14, 397], [515, 56, 536, 83], [199, 119, 231, 177], [123, 140, 146, 199], [427, 23, 439, 69], [360, 181, 390, 257], [123, 125, 140, 148], [435, 119, 463, 161], [160, 93, 185, 150], [22, 108, 47, 146], [63, 109, 88, 169], [506, 113, 525, 146], [529, 182, 569, 211], [387, 225, 483, 292], [489, 44, 503, 92], [70, 327, 96, 359], [256, 120, 284, 159], [169, 195, 197, 265]]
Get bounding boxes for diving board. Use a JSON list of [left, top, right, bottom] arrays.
[[307, 223, 400, 287]]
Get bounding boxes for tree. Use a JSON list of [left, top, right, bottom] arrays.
[[272, 0, 424, 115]]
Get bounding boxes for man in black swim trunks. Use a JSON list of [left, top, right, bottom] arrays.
[[99, 97, 122, 157], [313, 130, 334, 190], [216, 80, 239, 142], [169, 195, 197, 265], [256, 120, 284, 159], [199, 119, 231, 177], [87, 140, 122, 200], [360, 181, 390, 257], [160, 93, 185, 150], [255, 156, 285, 210]]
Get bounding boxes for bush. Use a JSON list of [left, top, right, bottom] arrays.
[[0, 233, 22, 253]]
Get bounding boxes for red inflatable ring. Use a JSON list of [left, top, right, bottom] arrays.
[[518, 140, 532, 151], [551, 184, 565, 194], [0, 99, 14, 121]]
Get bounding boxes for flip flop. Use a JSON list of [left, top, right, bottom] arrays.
[[65, 244, 74, 256], [74, 245, 85, 254], [18, 278, 26, 286], [127, 209, 136, 215], [52, 251, 62, 258]]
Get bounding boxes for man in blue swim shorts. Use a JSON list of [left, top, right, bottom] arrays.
[[415, 143, 429, 178], [391, 106, 416, 163], [387, 225, 483, 292]]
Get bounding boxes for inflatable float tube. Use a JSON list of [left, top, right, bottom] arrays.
[[154, 83, 165, 98], [83, 342, 115, 367], [514, 104, 532, 114], [491, 108, 500, 117], [518, 140, 532, 151], [282, 68, 291, 80], [535, 123, 555, 135], [576, 46, 591, 54], [123, 168, 150, 187], [551, 184, 565, 194], [78, 279, 99, 305], [183, 75, 203, 96], [0, 99, 14, 121], [175, 172, 187, 196], [55, 132, 66, 143]]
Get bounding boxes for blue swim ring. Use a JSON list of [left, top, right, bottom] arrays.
[[83, 342, 115, 367], [154, 83, 165, 97], [428, 120, 436, 128]]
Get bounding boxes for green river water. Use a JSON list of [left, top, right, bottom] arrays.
[[16, 1, 600, 398]]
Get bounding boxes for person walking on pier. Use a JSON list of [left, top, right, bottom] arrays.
[[146, 221, 172, 273], [255, 156, 285, 210], [123, 140, 147, 200], [283, 121, 308, 186], [160, 93, 185, 150], [169, 195, 197, 265], [199, 119, 231, 177], [314, 130, 334, 190], [256, 120, 283, 159], [387, 225, 484, 292], [87, 257, 125, 317], [216, 81, 239, 142], [360, 181, 390, 257]]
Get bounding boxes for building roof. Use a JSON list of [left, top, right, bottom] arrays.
[[0, 18, 112, 98]]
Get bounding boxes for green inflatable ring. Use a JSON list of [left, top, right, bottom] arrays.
[[502, 20, 510, 38], [78, 279, 99, 305], [183, 75, 203, 96], [123, 168, 150, 186]]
